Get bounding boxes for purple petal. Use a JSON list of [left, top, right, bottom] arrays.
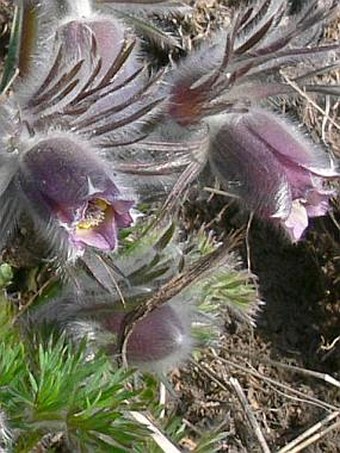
[[283, 200, 309, 242], [277, 160, 334, 219], [305, 187, 334, 218], [279, 160, 314, 199], [73, 207, 118, 251], [244, 108, 339, 177], [20, 137, 118, 211], [209, 114, 292, 218], [112, 200, 134, 228]]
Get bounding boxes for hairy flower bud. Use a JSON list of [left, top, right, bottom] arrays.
[[18, 136, 134, 252], [32, 285, 194, 374], [209, 108, 339, 241], [102, 303, 192, 371]]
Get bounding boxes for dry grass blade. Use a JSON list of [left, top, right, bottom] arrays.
[[229, 377, 271, 453], [262, 359, 340, 389], [208, 350, 340, 412], [278, 411, 340, 453], [286, 420, 340, 452], [203, 186, 241, 199], [228, 352, 340, 389], [281, 72, 340, 132], [129, 411, 182, 453], [159, 382, 166, 419]]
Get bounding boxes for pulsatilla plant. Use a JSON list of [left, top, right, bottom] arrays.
[[166, 0, 340, 240], [0, 2, 338, 448], [209, 108, 338, 240], [30, 225, 260, 374], [0, 0, 339, 266], [0, 0, 185, 261]]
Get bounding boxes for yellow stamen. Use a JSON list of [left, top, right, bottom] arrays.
[[77, 198, 109, 231]]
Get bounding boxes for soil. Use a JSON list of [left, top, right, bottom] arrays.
[[0, 1, 339, 452], [174, 201, 340, 452]]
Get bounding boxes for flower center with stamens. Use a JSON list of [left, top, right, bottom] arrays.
[[77, 199, 109, 230]]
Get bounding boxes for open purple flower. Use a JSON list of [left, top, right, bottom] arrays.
[[209, 108, 339, 241], [18, 137, 134, 253]]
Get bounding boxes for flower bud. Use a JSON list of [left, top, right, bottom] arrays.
[[102, 303, 192, 371], [56, 14, 150, 135], [209, 108, 339, 241], [59, 15, 129, 80], [30, 281, 194, 373]]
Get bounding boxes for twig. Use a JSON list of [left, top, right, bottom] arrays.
[[287, 420, 340, 453], [320, 334, 340, 363], [321, 95, 331, 143], [322, 333, 340, 352], [229, 377, 271, 453], [328, 211, 340, 232], [205, 203, 233, 230], [192, 359, 229, 392], [1, 68, 19, 95], [12, 275, 57, 324], [194, 356, 340, 451], [235, 354, 340, 390], [182, 418, 203, 436], [207, 350, 340, 412], [129, 411, 182, 453], [266, 359, 340, 389], [203, 186, 241, 199], [278, 411, 340, 453], [193, 361, 271, 451]]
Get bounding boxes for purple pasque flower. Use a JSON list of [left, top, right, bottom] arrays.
[[209, 108, 339, 241], [0, 1, 168, 258], [162, 0, 340, 234], [34, 290, 194, 373], [18, 136, 134, 253]]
